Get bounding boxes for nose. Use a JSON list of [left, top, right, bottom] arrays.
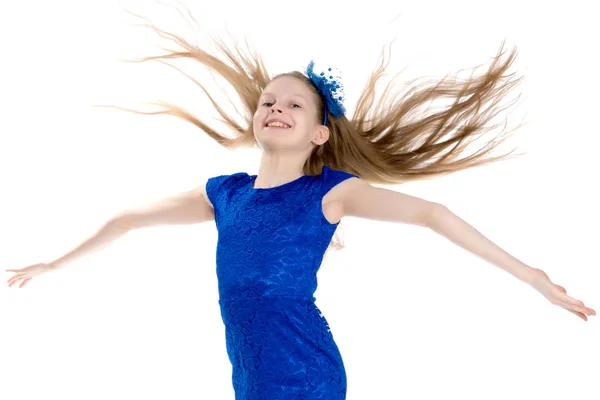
[[270, 107, 282, 114]]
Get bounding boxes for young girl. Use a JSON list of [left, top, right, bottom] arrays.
[[5, 6, 595, 400]]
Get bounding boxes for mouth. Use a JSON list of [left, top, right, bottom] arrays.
[[265, 121, 292, 129]]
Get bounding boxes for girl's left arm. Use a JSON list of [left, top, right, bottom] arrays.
[[340, 178, 596, 321]]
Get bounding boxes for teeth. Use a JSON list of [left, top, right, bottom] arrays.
[[267, 121, 290, 128]]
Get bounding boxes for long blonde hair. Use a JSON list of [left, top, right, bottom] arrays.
[[108, 6, 527, 252]]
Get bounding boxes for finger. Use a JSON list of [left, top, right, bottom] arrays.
[[7, 276, 22, 286], [559, 302, 590, 320], [555, 290, 589, 307], [557, 299, 591, 315], [558, 294, 585, 308], [582, 306, 596, 316], [558, 294, 596, 315], [8, 276, 26, 287], [559, 304, 587, 321], [19, 277, 32, 288], [569, 309, 587, 321]]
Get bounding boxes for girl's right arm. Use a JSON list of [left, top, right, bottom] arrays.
[[54, 180, 215, 270], [6, 181, 214, 286]]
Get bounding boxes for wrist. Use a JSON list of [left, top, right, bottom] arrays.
[[520, 265, 539, 286]]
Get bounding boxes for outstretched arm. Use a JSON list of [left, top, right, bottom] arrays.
[[6, 181, 214, 288], [339, 178, 596, 321]]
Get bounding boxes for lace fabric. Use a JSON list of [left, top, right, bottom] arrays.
[[207, 165, 358, 399]]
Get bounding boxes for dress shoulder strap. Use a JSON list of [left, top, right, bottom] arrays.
[[317, 165, 358, 197]]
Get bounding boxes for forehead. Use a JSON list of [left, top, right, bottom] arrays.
[[262, 76, 313, 99]]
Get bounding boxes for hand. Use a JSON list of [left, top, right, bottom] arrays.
[[6, 263, 56, 288], [529, 268, 596, 321]]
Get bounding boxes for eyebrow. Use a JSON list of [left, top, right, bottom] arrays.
[[261, 92, 309, 102]]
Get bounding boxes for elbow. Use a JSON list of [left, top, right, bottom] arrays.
[[109, 213, 136, 233], [425, 203, 448, 230]]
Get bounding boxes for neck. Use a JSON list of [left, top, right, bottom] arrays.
[[254, 154, 306, 189]]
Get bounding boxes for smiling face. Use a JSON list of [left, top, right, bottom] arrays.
[[252, 75, 328, 152]]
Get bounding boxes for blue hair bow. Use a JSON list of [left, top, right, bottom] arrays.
[[305, 61, 346, 125]]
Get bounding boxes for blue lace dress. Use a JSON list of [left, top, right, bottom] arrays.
[[206, 165, 358, 399]]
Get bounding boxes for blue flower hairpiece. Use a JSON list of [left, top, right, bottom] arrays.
[[305, 60, 346, 125]]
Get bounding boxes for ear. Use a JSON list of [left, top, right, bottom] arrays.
[[312, 125, 330, 145]]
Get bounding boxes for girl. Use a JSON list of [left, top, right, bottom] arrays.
[[5, 5, 595, 400]]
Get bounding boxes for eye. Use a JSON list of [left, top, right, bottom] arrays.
[[261, 101, 301, 108]]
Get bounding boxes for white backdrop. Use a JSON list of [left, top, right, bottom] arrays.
[[1, 0, 598, 399]]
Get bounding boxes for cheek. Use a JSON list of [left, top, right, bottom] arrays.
[[253, 110, 265, 130]]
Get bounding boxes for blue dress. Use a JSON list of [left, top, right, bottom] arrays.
[[206, 165, 358, 399]]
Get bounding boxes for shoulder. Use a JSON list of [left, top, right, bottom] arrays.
[[207, 171, 248, 185], [320, 165, 364, 206], [320, 165, 358, 182], [205, 172, 249, 206]]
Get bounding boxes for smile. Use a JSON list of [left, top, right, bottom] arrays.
[[265, 121, 292, 128]]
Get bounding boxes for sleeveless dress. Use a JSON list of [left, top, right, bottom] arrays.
[[206, 165, 358, 399]]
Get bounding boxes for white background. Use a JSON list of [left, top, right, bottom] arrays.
[[1, 0, 598, 399]]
